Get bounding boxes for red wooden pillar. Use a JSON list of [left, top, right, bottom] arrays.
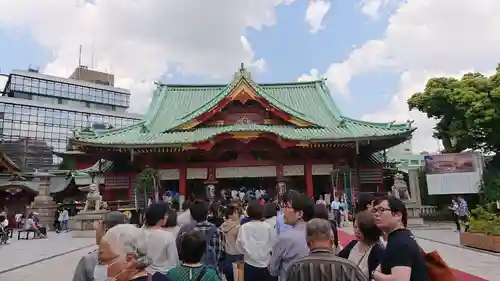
[[305, 161, 313, 198], [179, 165, 187, 196]]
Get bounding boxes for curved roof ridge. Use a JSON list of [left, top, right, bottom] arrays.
[[156, 79, 325, 88], [177, 84, 232, 121], [252, 83, 317, 123], [314, 81, 343, 125], [75, 121, 145, 139], [144, 85, 167, 128], [342, 116, 411, 128]]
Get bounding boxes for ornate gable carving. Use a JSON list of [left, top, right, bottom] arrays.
[[177, 64, 314, 129]]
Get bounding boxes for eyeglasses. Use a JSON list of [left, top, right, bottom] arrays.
[[371, 207, 391, 214]]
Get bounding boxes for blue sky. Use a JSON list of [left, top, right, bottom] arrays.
[[0, 1, 394, 119]]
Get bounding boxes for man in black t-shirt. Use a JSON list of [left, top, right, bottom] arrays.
[[371, 196, 428, 281]]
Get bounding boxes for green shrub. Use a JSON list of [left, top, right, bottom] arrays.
[[468, 206, 500, 236], [420, 208, 455, 222]]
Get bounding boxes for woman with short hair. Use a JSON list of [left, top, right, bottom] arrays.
[[96, 224, 168, 281], [338, 210, 384, 280], [219, 203, 243, 281], [207, 201, 224, 227]]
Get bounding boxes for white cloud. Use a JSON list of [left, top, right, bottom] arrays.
[[0, 0, 295, 113], [305, 0, 331, 33], [302, 0, 500, 153], [240, 36, 267, 72], [359, 0, 395, 19], [361, 70, 475, 153], [297, 69, 320, 82], [323, 40, 390, 95]]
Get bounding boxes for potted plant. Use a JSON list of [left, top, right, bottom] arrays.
[[459, 206, 500, 252]]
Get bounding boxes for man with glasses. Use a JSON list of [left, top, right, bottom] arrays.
[[371, 196, 427, 281], [269, 193, 314, 281]]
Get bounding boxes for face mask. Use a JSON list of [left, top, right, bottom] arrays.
[[93, 264, 111, 281], [94, 258, 123, 281]]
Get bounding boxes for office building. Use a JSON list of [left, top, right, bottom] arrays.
[[386, 140, 426, 172], [0, 67, 142, 170]]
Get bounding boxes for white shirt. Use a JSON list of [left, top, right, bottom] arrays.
[[236, 220, 274, 268], [331, 201, 340, 210], [255, 190, 261, 199], [231, 190, 238, 199], [144, 228, 179, 274], [62, 210, 69, 221]]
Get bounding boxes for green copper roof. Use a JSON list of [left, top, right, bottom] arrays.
[[73, 159, 114, 174], [73, 67, 413, 147]]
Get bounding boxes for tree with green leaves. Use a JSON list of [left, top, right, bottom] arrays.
[[135, 168, 159, 209], [409, 64, 500, 203], [408, 64, 500, 155]]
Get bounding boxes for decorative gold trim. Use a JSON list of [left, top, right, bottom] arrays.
[[296, 141, 310, 147], [178, 120, 202, 130], [289, 116, 314, 127], [181, 144, 196, 150], [230, 132, 261, 139]]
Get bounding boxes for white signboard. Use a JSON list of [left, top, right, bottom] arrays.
[[425, 152, 483, 195]]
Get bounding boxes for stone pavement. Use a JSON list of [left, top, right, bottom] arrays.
[[0, 230, 94, 274], [412, 227, 500, 256], [338, 225, 499, 281], [0, 247, 93, 281]]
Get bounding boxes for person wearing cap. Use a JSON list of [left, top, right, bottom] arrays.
[[72, 211, 126, 281]]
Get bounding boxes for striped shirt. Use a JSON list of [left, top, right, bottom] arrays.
[[286, 248, 368, 281]]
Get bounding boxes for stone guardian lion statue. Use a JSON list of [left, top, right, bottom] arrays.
[[391, 173, 411, 200]]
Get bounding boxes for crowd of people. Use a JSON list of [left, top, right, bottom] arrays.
[[72, 190, 431, 281], [0, 211, 48, 243]]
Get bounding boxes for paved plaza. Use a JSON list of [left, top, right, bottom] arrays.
[[0, 231, 94, 275], [340, 225, 499, 281], [1, 228, 499, 281]]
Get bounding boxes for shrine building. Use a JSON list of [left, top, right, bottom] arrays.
[[66, 65, 414, 209]]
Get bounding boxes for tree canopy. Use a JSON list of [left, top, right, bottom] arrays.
[[408, 64, 500, 154]]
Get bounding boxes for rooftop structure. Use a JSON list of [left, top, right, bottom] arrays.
[[69, 65, 115, 86]]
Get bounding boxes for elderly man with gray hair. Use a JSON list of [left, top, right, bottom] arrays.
[[96, 224, 170, 281], [285, 218, 368, 281], [72, 211, 127, 281]]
